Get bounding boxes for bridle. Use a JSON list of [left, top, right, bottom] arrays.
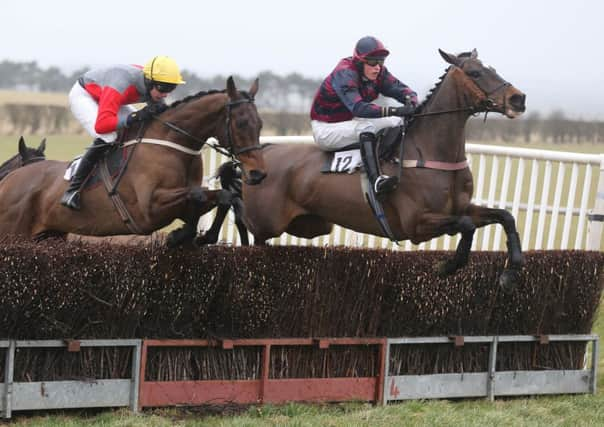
[[22, 154, 46, 165], [224, 98, 266, 156], [411, 64, 511, 119], [151, 96, 266, 159]]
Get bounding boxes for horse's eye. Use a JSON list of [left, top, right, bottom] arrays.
[[467, 70, 481, 79]]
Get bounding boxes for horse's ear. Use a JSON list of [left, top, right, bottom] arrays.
[[470, 48, 478, 59], [249, 78, 259, 99], [439, 49, 461, 67], [38, 138, 46, 153], [227, 76, 237, 99], [18, 136, 26, 157]]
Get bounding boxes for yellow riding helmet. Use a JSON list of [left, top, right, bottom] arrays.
[[143, 56, 186, 85]]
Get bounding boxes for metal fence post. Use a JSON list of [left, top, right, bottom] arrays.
[[591, 337, 599, 395], [487, 337, 498, 401], [382, 339, 391, 406], [130, 340, 141, 412], [4, 340, 15, 419]]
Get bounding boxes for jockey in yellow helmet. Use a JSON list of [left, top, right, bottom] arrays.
[[61, 56, 185, 210]]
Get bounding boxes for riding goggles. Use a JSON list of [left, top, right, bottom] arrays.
[[154, 82, 178, 93], [364, 58, 385, 66]]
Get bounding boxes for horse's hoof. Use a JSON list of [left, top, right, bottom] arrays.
[[194, 233, 217, 247], [499, 269, 521, 293], [166, 233, 179, 249], [435, 259, 457, 276]]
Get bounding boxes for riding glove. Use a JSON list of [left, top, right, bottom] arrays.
[[404, 94, 419, 107], [148, 102, 168, 115], [126, 107, 153, 127], [387, 105, 416, 117]]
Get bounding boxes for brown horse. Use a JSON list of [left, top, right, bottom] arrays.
[[0, 77, 266, 246], [0, 136, 46, 181], [239, 49, 527, 290]]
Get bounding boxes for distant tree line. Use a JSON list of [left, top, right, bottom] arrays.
[[0, 60, 320, 113], [466, 111, 604, 144], [1, 60, 603, 142]]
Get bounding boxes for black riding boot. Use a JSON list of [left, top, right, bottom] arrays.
[[60, 138, 111, 210], [359, 132, 398, 195]]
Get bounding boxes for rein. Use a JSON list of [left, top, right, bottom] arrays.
[[392, 66, 511, 175], [411, 66, 511, 119], [149, 97, 266, 159]]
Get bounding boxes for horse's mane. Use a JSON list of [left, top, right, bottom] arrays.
[[414, 68, 449, 115], [0, 153, 19, 169], [414, 51, 474, 115], [0, 154, 20, 181], [166, 89, 254, 110]]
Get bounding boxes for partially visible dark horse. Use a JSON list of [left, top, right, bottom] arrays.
[[196, 161, 249, 245], [0, 78, 266, 246], [0, 136, 46, 181], [237, 49, 527, 290]]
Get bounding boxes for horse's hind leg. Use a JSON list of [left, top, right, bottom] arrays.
[[413, 213, 476, 275]]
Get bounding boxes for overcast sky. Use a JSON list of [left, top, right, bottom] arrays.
[[4, 1, 603, 119]]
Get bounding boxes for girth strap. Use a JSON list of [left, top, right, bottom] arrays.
[[98, 158, 144, 235], [401, 159, 468, 170], [122, 138, 203, 156]]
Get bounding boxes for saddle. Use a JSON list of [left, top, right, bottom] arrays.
[[318, 125, 406, 242], [320, 125, 403, 174], [63, 144, 130, 192]]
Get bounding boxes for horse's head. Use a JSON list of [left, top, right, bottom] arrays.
[[150, 77, 267, 185], [0, 136, 47, 181], [18, 136, 46, 165], [439, 49, 526, 118], [217, 77, 267, 185]]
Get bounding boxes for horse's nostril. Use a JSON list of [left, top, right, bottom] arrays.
[[509, 93, 526, 111]]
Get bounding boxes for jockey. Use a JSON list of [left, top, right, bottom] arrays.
[[60, 56, 186, 210], [310, 36, 418, 195]]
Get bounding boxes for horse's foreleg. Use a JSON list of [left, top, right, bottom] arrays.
[[465, 204, 523, 292], [195, 189, 233, 245], [163, 187, 221, 248], [231, 197, 250, 246]]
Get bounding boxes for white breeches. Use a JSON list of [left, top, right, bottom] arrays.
[[311, 116, 403, 151], [68, 82, 135, 142]]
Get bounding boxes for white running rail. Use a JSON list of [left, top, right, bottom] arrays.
[[198, 136, 604, 251]]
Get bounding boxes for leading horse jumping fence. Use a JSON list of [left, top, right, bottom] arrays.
[[199, 136, 604, 251]]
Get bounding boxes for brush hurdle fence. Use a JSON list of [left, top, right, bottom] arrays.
[[1, 335, 598, 418], [1, 140, 602, 418], [200, 137, 604, 251]]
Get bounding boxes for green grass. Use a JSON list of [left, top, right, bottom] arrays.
[[0, 133, 88, 161]]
